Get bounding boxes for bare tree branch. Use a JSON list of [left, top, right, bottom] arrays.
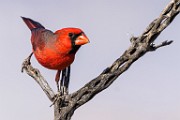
[[148, 40, 173, 51], [21, 0, 180, 120], [22, 53, 55, 102], [68, 0, 179, 108]]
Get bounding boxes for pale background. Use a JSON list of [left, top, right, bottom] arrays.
[[0, 0, 180, 120]]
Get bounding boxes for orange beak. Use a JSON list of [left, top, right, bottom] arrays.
[[75, 34, 89, 45]]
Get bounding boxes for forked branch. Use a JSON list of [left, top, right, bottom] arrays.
[[21, 0, 180, 120]]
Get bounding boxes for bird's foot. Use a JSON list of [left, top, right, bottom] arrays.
[[50, 92, 61, 107], [49, 86, 68, 107], [50, 91, 68, 108], [60, 86, 68, 95]]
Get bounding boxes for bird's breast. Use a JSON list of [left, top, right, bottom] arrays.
[[34, 47, 75, 70]]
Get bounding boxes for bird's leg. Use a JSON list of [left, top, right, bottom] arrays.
[[55, 70, 61, 92], [58, 66, 71, 95], [64, 66, 71, 94], [51, 68, 70, 107], [60, 69, 66, 95], [60, 66, 71, 95]]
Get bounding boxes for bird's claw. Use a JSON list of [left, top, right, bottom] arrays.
[[60, 86, 68, 95], [50, 92, 61, 107], [50, 92, 68, 108]]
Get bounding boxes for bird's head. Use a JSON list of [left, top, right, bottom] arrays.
[[55, 28, 89, 54]]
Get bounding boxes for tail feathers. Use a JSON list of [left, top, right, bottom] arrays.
[[21, 16, 45, 30]]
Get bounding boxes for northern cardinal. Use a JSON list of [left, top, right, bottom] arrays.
[[22, 17, 89, 92]]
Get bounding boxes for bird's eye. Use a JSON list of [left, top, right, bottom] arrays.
[[68, 33, 74, 38]]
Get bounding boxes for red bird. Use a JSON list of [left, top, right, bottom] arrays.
[[22, 17, 89, 92]]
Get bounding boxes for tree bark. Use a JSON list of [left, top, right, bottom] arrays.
[[21, 0, 180, 120]]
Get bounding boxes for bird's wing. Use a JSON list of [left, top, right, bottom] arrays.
[[21, 17, 56, 50], [31, 29, 57, 51]]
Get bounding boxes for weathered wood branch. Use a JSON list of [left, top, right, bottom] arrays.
[[67, 0, 180, 111], [21, 0, 180, 120], [22, 53, 55, 102]]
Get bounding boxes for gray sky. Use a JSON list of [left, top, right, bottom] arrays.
[[0, 0, 180, 120]]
